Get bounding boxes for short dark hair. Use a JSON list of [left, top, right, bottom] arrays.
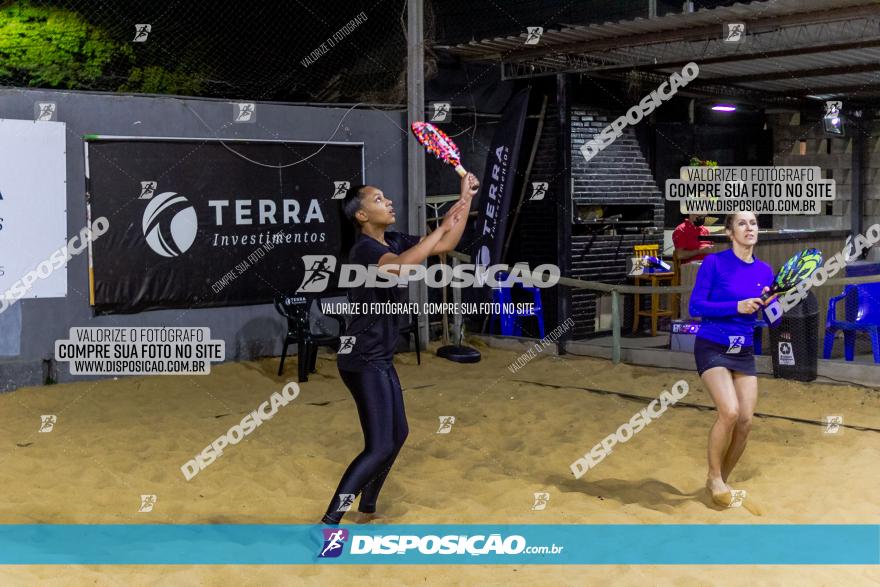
[[342, 184, 369, 230]]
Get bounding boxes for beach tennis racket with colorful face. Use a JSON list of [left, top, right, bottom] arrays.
[[761, 247, 823, 301], [411, 121, 467, 177], [644, 256, 671, 271]]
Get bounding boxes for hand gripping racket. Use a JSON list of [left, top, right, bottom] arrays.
[[761, 247, 823, 301], [411, 121, 467, 178]]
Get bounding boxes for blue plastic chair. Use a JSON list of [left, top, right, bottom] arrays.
[[823, 283, 880, 363], [490, 285, 515, 335], [489, 271, 545, 338]]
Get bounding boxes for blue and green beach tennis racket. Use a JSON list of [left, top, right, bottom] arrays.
[[761, 247, 823, 302]]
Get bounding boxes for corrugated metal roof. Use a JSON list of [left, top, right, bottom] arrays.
[[444, 0, 878, 56], [441, 0, 880, 97]]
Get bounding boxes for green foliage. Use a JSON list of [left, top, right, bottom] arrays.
[[121, 65, 204, 96], [0, 2, 127, 88], [689, 156, 718, 167], [0, 2, 205, 95]]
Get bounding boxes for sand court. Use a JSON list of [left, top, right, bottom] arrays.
[[6, 1, 880, 583], [1, 343, 878, 583]]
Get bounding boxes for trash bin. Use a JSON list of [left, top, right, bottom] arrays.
[[769, 291, 819, 381]]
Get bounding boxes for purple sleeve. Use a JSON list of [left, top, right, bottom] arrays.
[[688, 255, 740, 318], [759, 263, 778, 326]]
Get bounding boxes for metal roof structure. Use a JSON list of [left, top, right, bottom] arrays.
[[440, 0, 880, 103]]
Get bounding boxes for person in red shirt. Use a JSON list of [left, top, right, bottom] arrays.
[[673, 214, 717, 263]]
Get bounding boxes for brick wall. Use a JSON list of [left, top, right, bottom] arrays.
[[569, 107, 665, 336], [771, 113, 880, 232], [511, 105, 667, 339]]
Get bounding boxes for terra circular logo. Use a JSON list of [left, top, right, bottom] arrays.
[[142, 192, 197, 257]]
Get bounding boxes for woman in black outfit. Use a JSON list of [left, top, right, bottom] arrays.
[[322, 173, 479, 524]]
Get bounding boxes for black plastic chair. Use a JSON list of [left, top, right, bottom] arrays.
[[399, 311, 421, 365], [274, 295, 346, 382]]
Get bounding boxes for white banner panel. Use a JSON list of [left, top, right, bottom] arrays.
[[0, 118, 67, 300]]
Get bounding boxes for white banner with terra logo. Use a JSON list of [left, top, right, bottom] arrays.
[[0, 118, 68, 300]]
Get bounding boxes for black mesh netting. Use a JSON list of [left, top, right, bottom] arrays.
[[0, 0, 416, 102], [0, 0, 744, 102]]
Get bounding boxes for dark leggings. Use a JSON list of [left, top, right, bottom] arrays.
[[322, 366, 409, 524]]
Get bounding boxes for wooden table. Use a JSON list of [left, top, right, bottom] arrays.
[[632, 271, 676, 336]]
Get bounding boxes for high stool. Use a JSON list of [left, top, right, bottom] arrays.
[[632, 271, 676, 336]]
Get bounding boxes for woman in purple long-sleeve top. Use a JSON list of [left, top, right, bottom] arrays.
[[689, 211, 777, 509]]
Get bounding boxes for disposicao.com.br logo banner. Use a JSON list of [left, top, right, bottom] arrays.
[[317, 526, 563, 560], [0, 524, 876, 565]]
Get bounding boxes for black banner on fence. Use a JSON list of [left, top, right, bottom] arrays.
[[86, 139, 363, 314], [472, 88, 530, 277]]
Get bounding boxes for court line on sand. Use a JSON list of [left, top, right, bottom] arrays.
[[512, 379, 880, 434]]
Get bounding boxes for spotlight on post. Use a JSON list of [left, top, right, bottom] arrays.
[[823, 100, 844, 136]]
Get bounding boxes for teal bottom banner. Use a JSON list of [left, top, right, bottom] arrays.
[[0, 525, 877, 565]]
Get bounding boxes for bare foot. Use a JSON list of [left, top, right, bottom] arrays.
[[707, 482, 760, 514], [706, 477, 729, 496]]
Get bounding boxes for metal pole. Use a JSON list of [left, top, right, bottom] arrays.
[[611, 290, 621, 364], [556, 73, 572, 343], [503, 95, 548, 261], [440, 253, 449, 345], [451, 256, 463, 343], [851, 109, 864, 255], [407, 0, 429, 349]]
